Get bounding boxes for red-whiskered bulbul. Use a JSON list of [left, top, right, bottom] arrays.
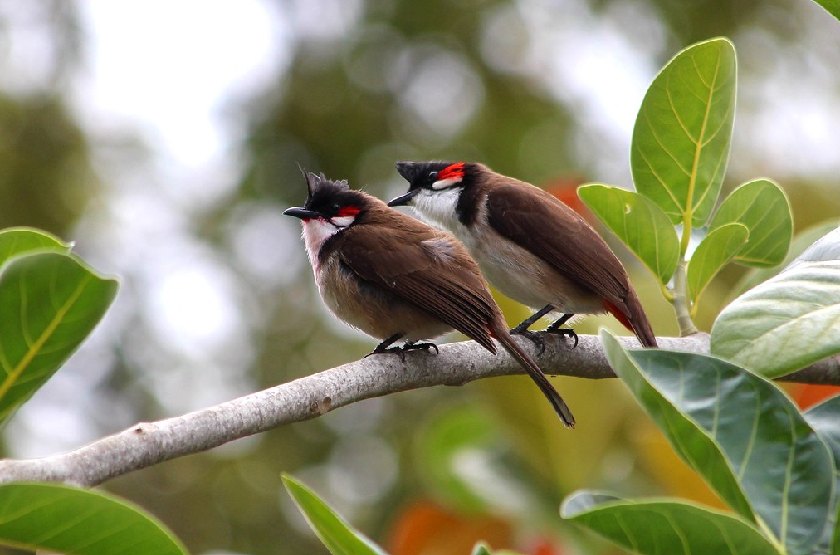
[[389, 161, 657, 349], [284, 171, 575, 427]]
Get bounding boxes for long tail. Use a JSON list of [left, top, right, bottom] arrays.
[[494, 325, 575, 428], [604, 290, 657, 348]]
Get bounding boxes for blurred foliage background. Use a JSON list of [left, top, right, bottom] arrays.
[[0, 0, 838, 554]]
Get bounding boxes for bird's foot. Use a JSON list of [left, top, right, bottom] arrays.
[[365, 338, 439, 362], [364, 345, 405, 359], [545, 325, 579, 348], [365, 333, 405, 359], [402, 341, 439, 355], [510, 327, 546, 355]]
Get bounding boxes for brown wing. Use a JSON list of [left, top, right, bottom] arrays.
[[486, 183, 631, 307], [336, 217, 499, 353], [486, 181, 658, 347]]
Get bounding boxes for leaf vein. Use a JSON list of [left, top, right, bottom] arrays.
[[0, 274, 92, 401]]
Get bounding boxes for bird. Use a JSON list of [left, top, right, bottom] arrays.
[[284, 171, 575, 427], [389, 161, 657, 350]]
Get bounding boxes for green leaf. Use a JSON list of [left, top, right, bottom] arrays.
[[733, 219, 840, 297], [561, 491, 781, 555], [0, 251, 118, 423], [805, 395, 840, 476], [601, 329, 834, 555], [687, 222, 748, 305], [282, 474, 387, 555], [601, 331, 749, 520], [803, 396, 840, 555], [578, 184, 679, 284], [711, 260, 840, 377], [709, 179, 792, 267], [0, 227, 68, 266], [631, 38, 737, 226], [0, 483, 187, 554], [811, 0, 840, 21]]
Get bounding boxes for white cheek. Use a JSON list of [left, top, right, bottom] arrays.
[[432, 177, 462, 190], [330, 215, 355, 227], [301, 218, 339, 270], [411, 188, 462, 231]]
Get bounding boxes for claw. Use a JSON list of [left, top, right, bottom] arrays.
[[403, 341, 439, 355], [366, 336, 440, 361], [366, 333, 405, 359], [365, 345, 407, 361], [544, 313, 578, 348], [510, 328, 546, 355]]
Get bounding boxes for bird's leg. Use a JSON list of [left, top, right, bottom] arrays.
[[510, 304, 555, 355], [545, 313, 578, 348], [401, 340, 439, 355], [511, 304, 554, 333], [365, 333, 405, 358]]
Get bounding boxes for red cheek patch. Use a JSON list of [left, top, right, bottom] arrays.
[[336, 206, 361, 217], [438, 162, 465, 181]]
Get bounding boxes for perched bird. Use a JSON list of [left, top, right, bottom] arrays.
[[390, 161, 657, 350], [284, 171, 575, 427]]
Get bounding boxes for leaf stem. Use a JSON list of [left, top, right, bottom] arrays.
[[671, 259, 698, 336], [680, 214, 692, 258]]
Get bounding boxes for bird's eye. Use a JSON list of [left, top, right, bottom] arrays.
[[331, 203, 340, 212], [429, 171, 438, 180]]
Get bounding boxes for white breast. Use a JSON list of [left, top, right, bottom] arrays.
[[411, 188, 463, 232], [301, 218, 340, 273]]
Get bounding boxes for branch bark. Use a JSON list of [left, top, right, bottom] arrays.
[[1, 332, 838, 487]]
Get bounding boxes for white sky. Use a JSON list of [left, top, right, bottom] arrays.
[[76, 0, 284, 170]]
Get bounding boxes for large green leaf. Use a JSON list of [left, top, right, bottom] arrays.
[[709, 179, 792, 267], [561, 491, 781, 555], [282, 474, 386, 555], [601, 330, 834, 555], [687, 222, 748, 305], [0, 483, 187, 554], [578, 184, 679, 284], [804, 396, 840, 555], [601, 332, 750, 523], [631, 38, 737, 227], [805, 395, 840, 477], [0, 227, 67, 266], [0, 251, 118, 423], [711, 260, 840, 377]]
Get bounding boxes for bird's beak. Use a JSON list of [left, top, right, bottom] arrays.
[[283, 207, 320, 220], [387, 188, 420, 207], [395, 161, 422, 183]]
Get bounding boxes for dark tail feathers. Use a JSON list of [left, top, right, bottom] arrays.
[[495, 327, 575, 428], [604, 290, 657, 348]]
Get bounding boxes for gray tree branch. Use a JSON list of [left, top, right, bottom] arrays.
[[1, 332, 838, 487]]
